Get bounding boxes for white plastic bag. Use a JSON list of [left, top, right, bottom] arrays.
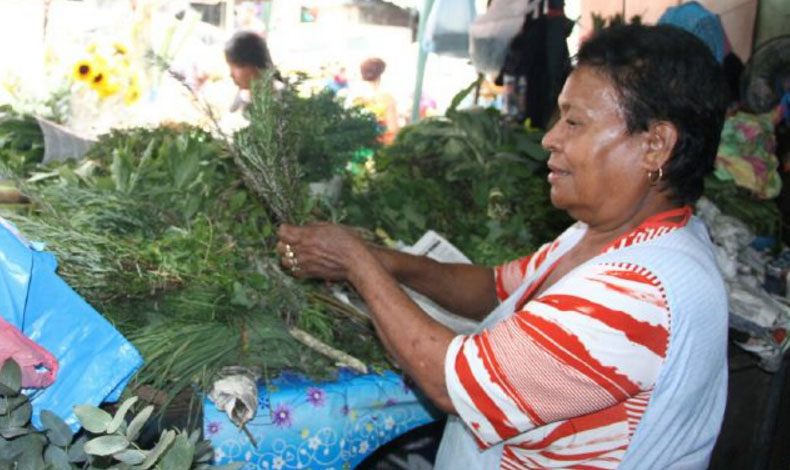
[[422, 0, 476, 58], [469, 0, 544, 74]]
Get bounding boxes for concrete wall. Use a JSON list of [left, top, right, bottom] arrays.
[[576, 0, 758, 60]]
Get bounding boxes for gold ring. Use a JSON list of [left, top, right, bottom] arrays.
[[284, 244, 295, 258]]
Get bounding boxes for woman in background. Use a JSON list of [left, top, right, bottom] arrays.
[[224, 30, 276, 112], [351, 57, 399, 145]]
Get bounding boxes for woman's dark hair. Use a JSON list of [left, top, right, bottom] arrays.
[[224, 30, 273, 69], [576, 24, 728, 205], [360, 58, 386, 82]]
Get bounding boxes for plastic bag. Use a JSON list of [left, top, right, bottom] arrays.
[[0, 216, 143, 430], [422, 0, 476, 58], [0, 316, 58, 388], [468, 0, 543, 74]]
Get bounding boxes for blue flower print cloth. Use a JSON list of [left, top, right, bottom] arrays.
[[205, 369, 440, 469]]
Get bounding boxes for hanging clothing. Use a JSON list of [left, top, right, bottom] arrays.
[[496, 0, 572, 129]]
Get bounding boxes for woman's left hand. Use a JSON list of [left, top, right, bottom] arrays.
[[276, 223, 368, 280]]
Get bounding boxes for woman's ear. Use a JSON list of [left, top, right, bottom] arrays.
[[643, 121, 678, 171]]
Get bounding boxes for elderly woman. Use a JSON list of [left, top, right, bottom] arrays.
[[277, 24, 728, 469]]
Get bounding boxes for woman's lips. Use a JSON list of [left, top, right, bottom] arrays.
[[547, 166, 570, 183]]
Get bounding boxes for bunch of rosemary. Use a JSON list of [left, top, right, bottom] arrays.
[[231, 73, 306, 224]]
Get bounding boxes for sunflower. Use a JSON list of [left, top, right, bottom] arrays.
[[72, 60, 94, 82], [96, 79, 121, 99], [88, 69, 120, 98]]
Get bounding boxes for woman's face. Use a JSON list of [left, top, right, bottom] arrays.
[[227, 62, 260, 90], [542, 66, 652, 226]]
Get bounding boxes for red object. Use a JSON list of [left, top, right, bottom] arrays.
[[0, 316, 58, 388]]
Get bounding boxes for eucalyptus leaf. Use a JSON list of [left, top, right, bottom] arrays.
[[9, 401, 32, 428], [0, 384, 17, 397], [44, 445, 71, 470], [158, 433, 193, 470], [125, 405, 153, 442], [40, 410, 73, 447], [0, 426, 29, 439], [141, 429, 176, 469], [67, 434, 88, 463], [0, 361, 22, 394], [113, 448, 147, 464], [74, 405, 112, 433], [84, 435, 130, 456], [107, 396, 138, 434]]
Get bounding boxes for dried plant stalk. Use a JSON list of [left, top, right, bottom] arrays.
[[288, 327, 368, 374]]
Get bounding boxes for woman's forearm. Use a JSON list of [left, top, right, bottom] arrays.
[[369, 246, 498, 322], [348, 249, 457, 413]]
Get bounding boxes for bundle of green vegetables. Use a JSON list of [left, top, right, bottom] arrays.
[[342, 81, 572, 265], [0, 84, 386, 404]]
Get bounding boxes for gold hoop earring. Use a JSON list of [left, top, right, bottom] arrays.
[[648, 167, 663, 185]]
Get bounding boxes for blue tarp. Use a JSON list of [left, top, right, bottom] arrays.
[[206, 369, 439, 469], [0, 216, 143, 431]]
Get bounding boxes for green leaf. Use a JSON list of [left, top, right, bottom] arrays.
[[40, 410, 73, 447], [0, 427, 29, 439], [84, 435, 130, 456], [0, 384, 16, 397], [141, 429, 175, 469], [9, 401, 31, 428], [74, 405, 112, 433], [67, 435, 87, 463], [158, 433, 193, 470], [125, 405, 153, 442], [113, 448, 147, 464], [44, 445, 70, 470], [107, 396, 138, 434], [0, 361, 22, 394]]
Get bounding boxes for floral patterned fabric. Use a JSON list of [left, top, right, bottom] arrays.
[[715, 111, 782, 199], [205, 369, 438, 469]]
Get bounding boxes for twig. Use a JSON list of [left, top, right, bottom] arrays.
[[288, 327, 368, 374]]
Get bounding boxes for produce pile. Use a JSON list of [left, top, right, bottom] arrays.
[[1, 78, 779, 409]]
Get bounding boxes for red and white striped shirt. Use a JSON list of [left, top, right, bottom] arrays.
[[445, 207, 692, 470]]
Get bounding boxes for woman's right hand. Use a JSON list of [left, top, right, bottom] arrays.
[[276, 223, 370, 281]]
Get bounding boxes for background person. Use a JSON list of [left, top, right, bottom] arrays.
[[224, 30, 276, 112], [350, 57, 399, 145], [277, 24, 729, 469]]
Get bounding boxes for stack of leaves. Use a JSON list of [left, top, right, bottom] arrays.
[[0, 359, 240, 469], [0, 123, 388, 408], [342, 81, 572, 265]]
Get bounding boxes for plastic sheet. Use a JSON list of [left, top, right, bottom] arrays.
[[0, 216, 143, 430], [205, 369, 438, 469]]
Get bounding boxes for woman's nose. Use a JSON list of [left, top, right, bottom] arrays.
[[542, 124, 559, 153]]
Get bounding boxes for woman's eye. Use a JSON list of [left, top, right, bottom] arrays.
[[565, 119, 579, 127]]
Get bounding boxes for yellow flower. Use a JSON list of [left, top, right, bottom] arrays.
[[96, 79, 121, 99], [113, 41, 128, 56], [301, 428, 310, 439], [124, 83, 140, 105], [89, 70, 120, 98], [73, 60, 94, 82]]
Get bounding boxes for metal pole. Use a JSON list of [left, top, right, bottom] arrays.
[[410, 0, 436, 123]]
